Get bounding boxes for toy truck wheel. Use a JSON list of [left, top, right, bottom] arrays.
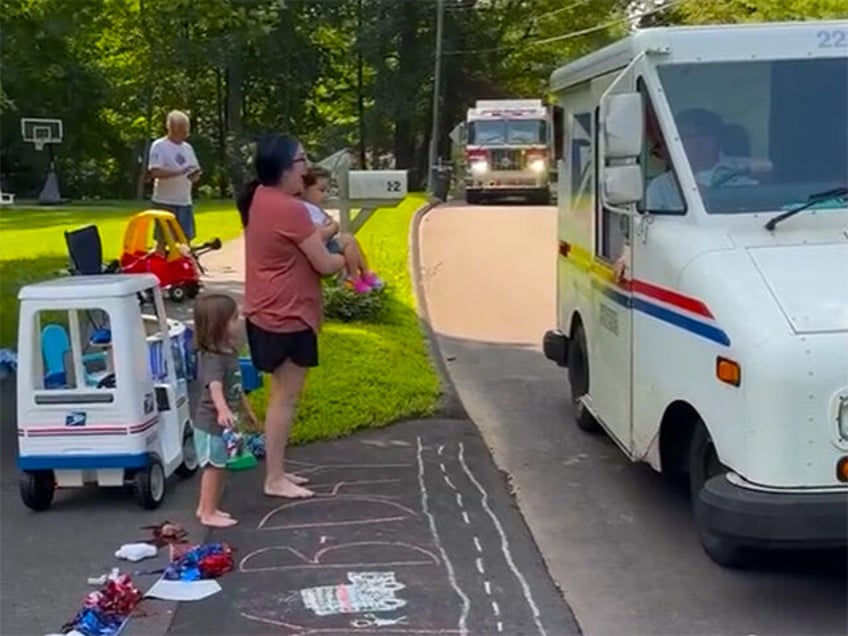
[[567, 323, 601, 433], [168, 285, 187, 303], [20, 470, 55, 511], [133, 458, 166, 510], [175, 428, 199, 478], [688, 420, 752, 568], [184, 282, 200, 300]]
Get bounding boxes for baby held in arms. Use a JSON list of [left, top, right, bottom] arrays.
[[301, 166, 383, 294]]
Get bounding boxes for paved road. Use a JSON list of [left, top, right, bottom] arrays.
[[169, 419, 577, 635], [416, 202, 848, 636]]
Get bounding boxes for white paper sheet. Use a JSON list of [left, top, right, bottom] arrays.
[[145, 578, 222, 601]]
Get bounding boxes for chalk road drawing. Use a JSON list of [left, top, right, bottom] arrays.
[[351, 613, 408, 628], [239, 541, 440, 573], [240, 610, 464, 635], [301, 571, 406, 617], [458, 442, 548, 636], [258, 496, 417, 531], [416, 437, 470, 636]]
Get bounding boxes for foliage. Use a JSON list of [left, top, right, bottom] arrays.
[[247, 194, 442, 444], [0, 200, 244, 346], [322, 279, 390, 323], [1, 0, 831, 199]]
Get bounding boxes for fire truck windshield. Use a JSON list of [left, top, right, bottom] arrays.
[[468, 119, 546, 146]]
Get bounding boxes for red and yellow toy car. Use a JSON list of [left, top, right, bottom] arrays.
[[120, 210, 221, 302]]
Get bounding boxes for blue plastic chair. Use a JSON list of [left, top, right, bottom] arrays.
[[41, 324, 107, 388]]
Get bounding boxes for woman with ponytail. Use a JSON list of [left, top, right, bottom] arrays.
[[238, 134, 345, 498]]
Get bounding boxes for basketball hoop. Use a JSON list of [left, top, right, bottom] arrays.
[[20, 117, 64, 204]]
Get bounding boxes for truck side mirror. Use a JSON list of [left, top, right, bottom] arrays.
[[552, 105, 564, 161], [603, 93, 643, 160], [604, 164, 644, 206]]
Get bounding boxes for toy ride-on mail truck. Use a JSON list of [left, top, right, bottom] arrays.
[[16, 273, 198, 511]]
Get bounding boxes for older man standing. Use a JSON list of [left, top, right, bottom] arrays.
[[148, 110, 202, 243]]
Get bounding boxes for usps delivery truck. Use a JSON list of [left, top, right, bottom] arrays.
[[542, 20, 848, 567]]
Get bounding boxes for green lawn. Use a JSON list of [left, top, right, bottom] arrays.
[[0, 200, 244, 346], [1, 195, 442, 443], [248, 194, 442, 443]]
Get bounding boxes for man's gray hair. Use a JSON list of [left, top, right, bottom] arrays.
[[166, 110, 190, 129]]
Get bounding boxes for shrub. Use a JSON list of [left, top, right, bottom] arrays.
[[322, 279, 389, 323]]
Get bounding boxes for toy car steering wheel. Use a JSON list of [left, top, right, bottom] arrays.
[[97, 373, 116, 389]]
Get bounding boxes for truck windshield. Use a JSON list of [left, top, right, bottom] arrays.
[[655, 57, 847, 214], [468, 119, 546, 145]]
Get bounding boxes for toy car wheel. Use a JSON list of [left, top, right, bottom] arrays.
[[133, 458, 166, 510], [168, 285, 187, 303], [20, 470, 55, 511], [184, 282, 200, 300], [175, 427, 199, 478]]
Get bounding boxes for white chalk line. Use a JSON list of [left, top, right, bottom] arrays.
[[443, 475, 457, 491], [438, 445, 444, 455], [473, 537, 482, 553], [491, 601, 501, 617], [497, 621, 503, 632], [417, 437, 470, 636], [475, 558, 485, 574], [455, 493, 463, 508], [461, 511, 471, 525], [484, 580, 491, 596], [458, 442, 548, 636], [439, 462, 447, 473]]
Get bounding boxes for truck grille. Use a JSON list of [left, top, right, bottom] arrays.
[[490, 148, 523, 170]]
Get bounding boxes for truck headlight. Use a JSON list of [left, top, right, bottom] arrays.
[[529, 158, 546, 173], [470, 160, 488, 175]]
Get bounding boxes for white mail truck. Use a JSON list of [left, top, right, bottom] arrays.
[[542, 20, 848, 567]]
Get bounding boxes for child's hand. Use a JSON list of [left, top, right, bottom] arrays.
[[217, 407, 236, 429]]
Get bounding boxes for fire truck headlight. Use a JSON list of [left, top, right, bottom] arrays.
[[529, 158, 546, 173], [470, 160, 489, 175]]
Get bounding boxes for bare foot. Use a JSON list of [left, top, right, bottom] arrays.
[[285, 473, 309, 485], [264, 478, 314, 499], [199, 513, 238, 528], [196, 508, 232, 518]]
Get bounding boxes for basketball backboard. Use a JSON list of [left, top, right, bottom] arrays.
[[21, 118, 63, 151]]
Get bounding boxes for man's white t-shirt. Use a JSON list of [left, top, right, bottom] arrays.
[[645, 156, 759, 212], [148, 137, 199, 206]]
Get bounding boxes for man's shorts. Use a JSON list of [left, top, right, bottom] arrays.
[[326, 238, 343, 254], [194, 427, 227, 469], [152, 202, 196, 242]]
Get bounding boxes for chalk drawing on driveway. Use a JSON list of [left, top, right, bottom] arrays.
[[258, 496, 418, 532], [300, 571, 406, 617], [239, 541, 440, 574]]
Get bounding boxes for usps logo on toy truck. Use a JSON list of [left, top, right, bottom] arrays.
[[65, 411, 87, 427]]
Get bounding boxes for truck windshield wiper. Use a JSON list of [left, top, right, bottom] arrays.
[[764, 186, 848, 231]]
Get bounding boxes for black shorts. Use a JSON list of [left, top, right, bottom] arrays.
[[245, 320, 318, 372]]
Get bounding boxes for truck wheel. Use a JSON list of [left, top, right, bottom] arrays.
[[175, 427, 199, 478], [169, 285, 187, 303], [567, 324, 600, 433], [689, 420, 752, 568], [20, 470, 55, 511], [133, 458, 166, 510]]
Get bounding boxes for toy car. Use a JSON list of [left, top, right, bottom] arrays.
[[16, 273, 198, 510], [120, 210, 221, 302]]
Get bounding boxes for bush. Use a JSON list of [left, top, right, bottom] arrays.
[[322, 279, 389, 323]]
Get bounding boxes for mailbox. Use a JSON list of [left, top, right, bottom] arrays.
[[347, 170, 408, 201]]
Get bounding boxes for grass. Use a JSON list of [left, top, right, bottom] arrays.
[[247, 194, 442, 444], [0, 200, 245, 346], [1, 195, 442, 444]]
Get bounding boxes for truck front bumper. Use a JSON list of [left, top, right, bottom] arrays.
[[543, 329, 569, 367], [698, 475, 848, 548]]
